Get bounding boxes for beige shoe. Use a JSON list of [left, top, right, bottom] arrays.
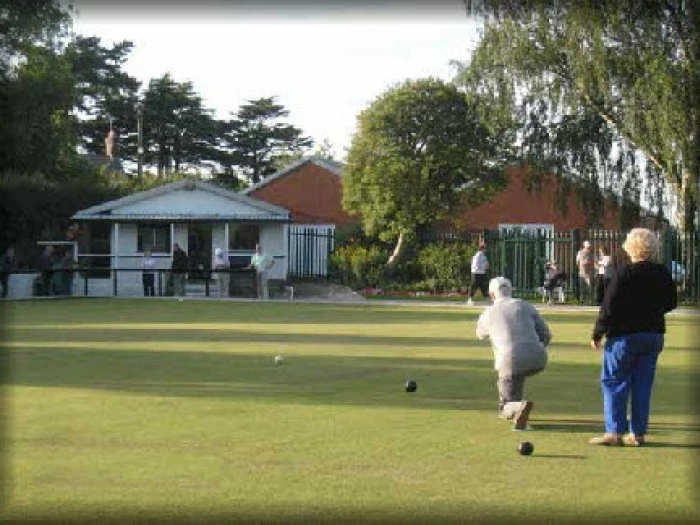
[[622, 434, 645, 447], [513, 401, 533, 430], [589, 433, 623, 446]]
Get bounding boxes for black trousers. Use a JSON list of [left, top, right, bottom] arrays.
[[469, 273, 489, 298], [142, 273, 155, 296], [595, 275, 611, 305], [41, 272, 51, 296]]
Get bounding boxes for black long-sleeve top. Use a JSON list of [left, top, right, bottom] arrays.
[[171, 249, 189, 273], [592, 260, 677, 343]]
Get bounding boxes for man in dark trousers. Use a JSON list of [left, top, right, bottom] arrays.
[[170, 243, 188, 297], [1, 246, 17, 298], [37, 245, 54, 296], [467, 242, 489, 306]]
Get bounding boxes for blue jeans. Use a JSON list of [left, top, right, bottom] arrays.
[[601, 333, 663, 435]]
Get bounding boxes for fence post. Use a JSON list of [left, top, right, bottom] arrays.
[[287, 226, 291, 278], [534, 229, 542, 296], [84, 268, 89, 296], [572, 229, 580, 302], [113, 268, 118, 297]]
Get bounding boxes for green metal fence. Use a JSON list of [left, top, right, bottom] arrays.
[[431, 228, 699, 305], [287, 226, 335, 279]]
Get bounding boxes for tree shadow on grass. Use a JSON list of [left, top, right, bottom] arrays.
[[6, 326, 484, 348], [531, 454, 588, 460], [529, 419, 700, 450], [642, 442, 700, 449], [4, 299, 486, 326], [3, 344, 696, 418], [530, 419, 604, 434], [7, 327, 675, 355]]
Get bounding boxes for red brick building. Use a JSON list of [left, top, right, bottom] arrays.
[[242, 157, 357, 226], [451, 163, 622, 232], [245, 157, 657, 232]]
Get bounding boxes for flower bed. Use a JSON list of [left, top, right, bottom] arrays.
[[357, 288, 469, 301]]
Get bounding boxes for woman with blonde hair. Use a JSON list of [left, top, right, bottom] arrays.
[[589, 228, 677, 446]]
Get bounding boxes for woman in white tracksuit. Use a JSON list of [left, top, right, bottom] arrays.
[[476, 277, 551, 430]]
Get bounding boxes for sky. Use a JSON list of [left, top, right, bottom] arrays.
[[69, 1, 483, 159]]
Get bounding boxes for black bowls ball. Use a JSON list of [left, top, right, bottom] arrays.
[[517, 441, 534, 456]]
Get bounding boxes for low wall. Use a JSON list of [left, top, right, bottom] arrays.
[[2, 271, 260, 299]]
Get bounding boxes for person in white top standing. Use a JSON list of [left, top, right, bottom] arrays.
[[595, 245, 613, 305], [575, 240, 595, 303], [212, 247, 230, 298], [246, 244, 274, 300], [141, 248, 156, 297], [467, 242, 489, 306]]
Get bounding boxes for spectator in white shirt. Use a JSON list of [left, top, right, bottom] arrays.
[[212, 247, 230, 298], [141, 248, 157, 297], [467, 242, 489, 306], [576, 240, 595, 303], [595, 245, 614, 305]]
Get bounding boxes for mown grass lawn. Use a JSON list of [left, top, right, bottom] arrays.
[[0, 298, 698, 524]]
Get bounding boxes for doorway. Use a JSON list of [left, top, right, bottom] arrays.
[[187, 223, 212, 280]]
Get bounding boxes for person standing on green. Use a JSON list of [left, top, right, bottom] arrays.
[[246, 244, 274, 300], [1, 246, 17, 299], [50, 251, 65, 295], [37, 245, 54, 296], [62, 250, 75, 295], [170, 243, 188, 297]]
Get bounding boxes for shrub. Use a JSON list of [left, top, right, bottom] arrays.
[[415, 241, 478, 293], [329, 244, 388, 289]]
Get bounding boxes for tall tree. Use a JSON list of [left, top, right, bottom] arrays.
[[221, 97, 313, 184], [0, 43, 76, 173], [343, 78, 508, 266], [0, 0, 75, 174], [67, 36, 140, 158], [457, 0, 700, 234], [0, 0, 71, 79], [141, 74, 219, 176]]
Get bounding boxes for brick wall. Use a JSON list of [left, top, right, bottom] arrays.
[[247, 162, 357, 226], [451, 164, 621, 231], [251, 161, 658, 232]]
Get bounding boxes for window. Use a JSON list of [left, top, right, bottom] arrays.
[[137, 224, 171, 253], [229, 224, 259, 251]]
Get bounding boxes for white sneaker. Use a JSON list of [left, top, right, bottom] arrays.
[[467, 298, 474, 306]]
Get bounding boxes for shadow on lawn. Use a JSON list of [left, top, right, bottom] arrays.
[[5, 327, 628, 354], [3, 345, 588, 411], [1, 508, 685, 525], [531, 419, 700, 447], [4, 319, 624, 352], [642, 442, 700, 449], [6, 326, 484, 348], [3, 344, 696, 418], [532, 454, 588, 459], [3, 298, 488, 326], [530, 419, 604, 433]]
